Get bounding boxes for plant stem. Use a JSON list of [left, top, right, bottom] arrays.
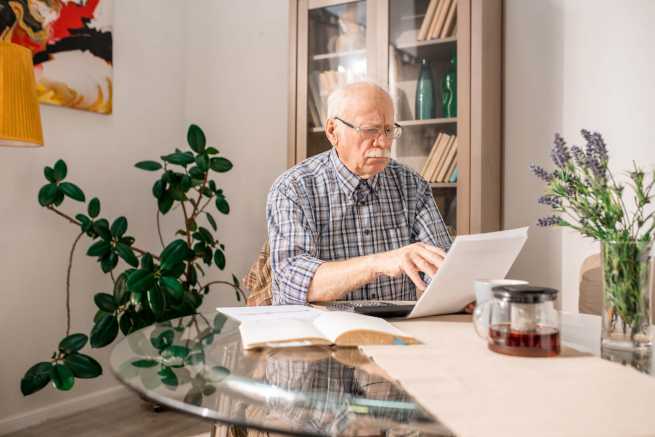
[[47, 206, 159, 260], [66, 231, 84, 337], [190, 175, 208, 220], [156, 209, 165, 249], [202, 280, 246, 301]]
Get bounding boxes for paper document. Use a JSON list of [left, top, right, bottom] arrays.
[[408, 227, 529, 318], [217, 305, 322, 323]]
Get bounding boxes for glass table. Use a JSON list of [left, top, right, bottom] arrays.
[[110, 311, 455, 436]]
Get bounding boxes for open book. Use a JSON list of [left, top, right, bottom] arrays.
[[235, 310, 418, 350]]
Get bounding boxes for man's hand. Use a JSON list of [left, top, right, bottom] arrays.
[[374, 243, 447, 291]]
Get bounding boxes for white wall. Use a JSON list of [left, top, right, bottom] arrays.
[[505, 0, 655, 312], [503, 0, 564, 296], [0, 0, 289, 433], [183, 0, 289, 310]]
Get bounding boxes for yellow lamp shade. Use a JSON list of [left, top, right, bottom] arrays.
[[0, 41, 44, 147]]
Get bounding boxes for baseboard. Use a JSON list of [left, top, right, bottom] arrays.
[[0, 385, 131, 436]]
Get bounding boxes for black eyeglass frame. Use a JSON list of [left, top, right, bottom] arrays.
[[333, 117, 403, 140]]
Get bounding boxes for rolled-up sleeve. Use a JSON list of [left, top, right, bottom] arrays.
[[267, 185, 325, 305], [412, 182, 452, 251]]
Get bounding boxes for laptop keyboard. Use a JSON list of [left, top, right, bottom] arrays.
[[325, 301, 395, 312]]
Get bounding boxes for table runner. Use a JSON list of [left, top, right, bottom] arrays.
[[359, 315, 655, 437]]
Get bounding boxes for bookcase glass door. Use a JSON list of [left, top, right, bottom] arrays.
[[388, 0, 458, 236], [307, 1, 368, 158]]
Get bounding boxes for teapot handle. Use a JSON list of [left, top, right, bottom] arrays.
[[472, 301, 491, 340]]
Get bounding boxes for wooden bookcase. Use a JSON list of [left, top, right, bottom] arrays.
[[288, 0, 502, 235]]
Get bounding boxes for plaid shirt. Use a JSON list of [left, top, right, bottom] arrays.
[[267, 148, 451, 305]]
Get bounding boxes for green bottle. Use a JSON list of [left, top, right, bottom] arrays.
[[441, 55, 457, 118], [415, 58, 435, 120]]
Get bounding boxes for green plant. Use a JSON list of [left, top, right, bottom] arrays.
[[530, 130, 655, 340], [21, 124, 243, 396]]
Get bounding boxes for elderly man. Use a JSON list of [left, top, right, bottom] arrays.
[[267, 82, 451, 305]]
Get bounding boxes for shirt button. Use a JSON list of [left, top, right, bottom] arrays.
[[364, 229, 371, 236]]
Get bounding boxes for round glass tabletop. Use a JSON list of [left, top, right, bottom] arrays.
[[110, 311, 454, 436]]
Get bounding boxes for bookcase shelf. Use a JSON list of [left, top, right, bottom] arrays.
[[312, 49, 366, 61], [398, 117, 457, 127], [289, 0, 502, 235]]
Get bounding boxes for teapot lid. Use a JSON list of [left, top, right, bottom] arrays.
[[492, 285, 558, 303]]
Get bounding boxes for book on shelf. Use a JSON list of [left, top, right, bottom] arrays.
[[430, 0, 451, 40], [440, 0, 457, 39], [436, 137, 457, 182], [417, 0, 439, 41], [223, 306, 418, 349], [429, 134, 455, 182], [420, 132, 442, 177], [423, 133, 449, 181], [449, 166, 459, 183], [309, 71, 326, 125]]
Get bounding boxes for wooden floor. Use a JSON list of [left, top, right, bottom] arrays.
[[7, 394, 211, 437]]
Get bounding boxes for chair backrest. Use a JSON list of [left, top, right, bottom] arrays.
[[243, 240, 273, 306]]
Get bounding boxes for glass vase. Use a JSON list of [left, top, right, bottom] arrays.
[[601, 240, 653, 352], [415, 58, 435, 120]]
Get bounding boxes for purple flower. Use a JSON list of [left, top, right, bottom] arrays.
[[581, 129, 609, 179], [538, 195, 562, 208], [571, 145, 586, 167], [551, 133, 571, 168], [529, 164, 553, 182], [537, 215, 561, 227]]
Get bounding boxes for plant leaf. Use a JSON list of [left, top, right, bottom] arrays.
[[161, 152, 195, 166], [87, 240, 111, 257], [60, 182, 86, 202], [195, 154, 209, 172], [160, 240, 190, 270], [205, 212, 217, 231], [215, 196, 230, 215], [38, 183, 59, 206], [53, 160, 68, 181], [141, 253, 155, 271], [119, 311, 133, 335], [93, 219, 111, 241], [151, 329, 174, 350], [21, 362, 53, 396], [88, 197, 101, 218], [132, 359, 158, 368], [135, 160, 162, 171], [90, 314, 119, 348], [187, 124, 206, 153], [127, 269, 156, 293], [160, 276, 184, 300], [158, 194, 174, 215], [214, 248, 226, 270], [158, 366, 178, 387], [206, 147, 219, 155], [210, 157, 233, 173], [147, 287, 165, 317], [58, 333, 88, 354], [111, 217, 128, 238], [152, 180, 165, 199], [113, 272, 130, 307], [100, 252, 118, 273], [94, 293, 117, 312], [44, 166, 56, 183], [116, 243, 139, 267], [64, 353, 102, 378], [50, 364, 75, 391]]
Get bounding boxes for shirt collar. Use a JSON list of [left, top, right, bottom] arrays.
[[329, 148, 381, 198]]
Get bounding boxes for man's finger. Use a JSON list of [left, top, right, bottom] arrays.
[[416, 247, 445, 269], [420, 243, 448, 259], [410, 252, 437, 277], [401, 259, 427, 291]]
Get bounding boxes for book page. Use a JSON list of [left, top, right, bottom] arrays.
[[218, 305, 322, 323], [312, 311, 417, 346], [239, 318, 331, 350]]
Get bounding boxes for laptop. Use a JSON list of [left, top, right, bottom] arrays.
[[323, 227, 528, 319]]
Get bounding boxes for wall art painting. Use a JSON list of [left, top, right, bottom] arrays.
[[4, 0, 113, 114]]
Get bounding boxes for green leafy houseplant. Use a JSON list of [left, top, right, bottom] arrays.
[[531, 130, 654, 350], [21, 124, 244, 395]]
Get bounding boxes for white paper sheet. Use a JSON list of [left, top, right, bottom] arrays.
[[217, 304, 322, 323], [408, 227, 529, 318]]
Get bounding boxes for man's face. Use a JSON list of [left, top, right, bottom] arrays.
[[329, 88, 395, 179]]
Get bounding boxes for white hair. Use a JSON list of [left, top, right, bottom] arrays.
[[326, 81, 392, 121]]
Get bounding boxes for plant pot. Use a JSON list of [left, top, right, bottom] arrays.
[[601, 240, 653, 352]]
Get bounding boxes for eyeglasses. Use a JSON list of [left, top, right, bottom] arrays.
[[334, 117, 403, 140]]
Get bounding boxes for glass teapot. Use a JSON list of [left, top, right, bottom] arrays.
[[473, 285, 561, 357]]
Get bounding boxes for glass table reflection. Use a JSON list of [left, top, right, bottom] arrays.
[[110, 312, 454, 436]]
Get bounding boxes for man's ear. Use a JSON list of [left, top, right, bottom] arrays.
[[325, 118, 339, 147]]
